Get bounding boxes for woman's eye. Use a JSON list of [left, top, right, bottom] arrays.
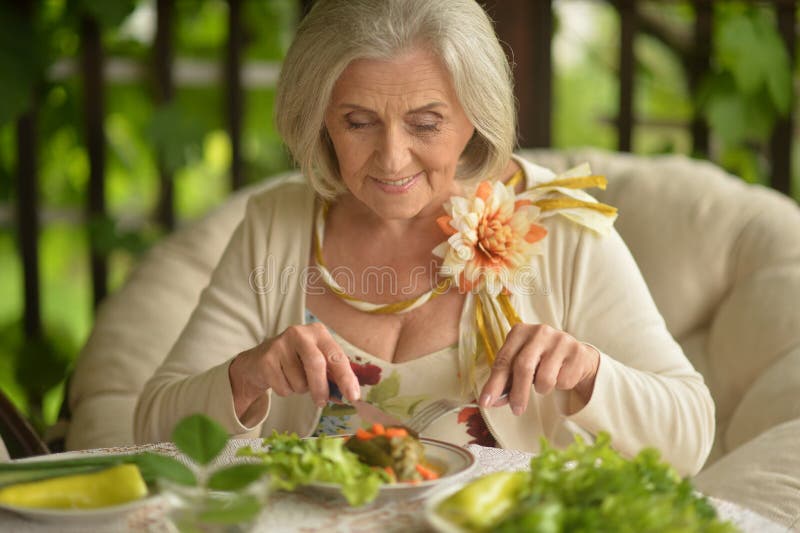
[[346, 121, 372, 130], [412, 123, 440, 134]]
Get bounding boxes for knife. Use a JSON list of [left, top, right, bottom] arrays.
[[349, 400, 419, 438]]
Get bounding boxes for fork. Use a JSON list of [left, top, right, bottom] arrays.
[[404, 393, 509, 434]]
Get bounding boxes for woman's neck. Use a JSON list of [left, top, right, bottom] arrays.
[[327, 194, 445, 254]]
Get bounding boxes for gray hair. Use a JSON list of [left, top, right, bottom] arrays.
[[275, 0, 517, 199]]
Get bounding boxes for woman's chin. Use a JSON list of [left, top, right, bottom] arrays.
[[367, 202, 427, 221], [358, 182, 437, 220]]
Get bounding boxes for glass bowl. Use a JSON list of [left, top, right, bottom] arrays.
[[160, 473, 270, 533]]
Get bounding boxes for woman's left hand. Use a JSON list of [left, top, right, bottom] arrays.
[[478, 323, 600, 415]]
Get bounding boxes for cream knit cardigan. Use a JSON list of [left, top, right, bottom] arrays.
[[134, 157, 715, 476]]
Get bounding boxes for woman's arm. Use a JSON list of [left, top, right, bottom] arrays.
[[479, 215, 714, 475], [134, 195, 272, 443], [562, 222, 715, 475], [134, 188, 360, 444]]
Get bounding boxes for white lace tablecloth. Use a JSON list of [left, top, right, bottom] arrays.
[[0, 440, 790, 532]]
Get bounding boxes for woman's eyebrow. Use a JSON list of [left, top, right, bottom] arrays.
[[337, 103, 375, 112], [407, 102, 447, 113], [335, 102, 447, 113]]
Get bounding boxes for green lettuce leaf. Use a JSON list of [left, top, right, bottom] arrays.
[[237, 432, 387, 506], [439, 433, 738, 533]]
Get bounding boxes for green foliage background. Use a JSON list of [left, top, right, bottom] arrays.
[[0, 0, 796, 439]]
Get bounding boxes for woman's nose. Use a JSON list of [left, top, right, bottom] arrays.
[[375, 124, 412, 175]]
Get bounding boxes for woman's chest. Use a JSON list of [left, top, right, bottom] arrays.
[[305, 288, 465, 363]]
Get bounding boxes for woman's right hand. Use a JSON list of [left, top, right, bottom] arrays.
[[228, 322, 360, 423]]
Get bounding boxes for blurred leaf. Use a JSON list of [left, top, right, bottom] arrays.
[[77, 0, 137, 28], [207, 464, 270, 491], [88, 213, 155, 256], [172, 414, 229, 466], [0, 4, 50, 125], [752, 14, 792, 115], [716, 11, 763, 95], [720, 145, 765, 184], [87, 213, 118, 255], [147, 102, 207, 173], [176, 0, 227, 56], [704, 89, 774, 146], [0, 322, 28, 413], [135, 452, 197, 487], [11, 323, 74, 433], [244, 0, 298, 60], [15, 334, 72, 402], [714, 7, 792, 115]]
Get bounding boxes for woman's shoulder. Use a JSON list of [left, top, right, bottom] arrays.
[[245, 172, 316, 210], [235, 173, 317, 241]]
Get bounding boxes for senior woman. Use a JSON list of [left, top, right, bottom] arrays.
[[134, 0, 714, 475]]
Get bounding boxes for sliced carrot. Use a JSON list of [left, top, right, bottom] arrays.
[[415, 463, 439, 481], [371, 423, 386, 436], [385, 427, 408, 438], [355, 427, 374, 440]]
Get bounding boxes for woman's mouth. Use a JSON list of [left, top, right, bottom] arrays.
[[370, 172, 422, 193]]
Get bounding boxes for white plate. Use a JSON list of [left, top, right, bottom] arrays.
[[0, 494, 163, 524], [304, 437, 476, 504], [0, 452, 164, 524]]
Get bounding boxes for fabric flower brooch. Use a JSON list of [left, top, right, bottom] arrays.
[[433, 163, 617, 385]]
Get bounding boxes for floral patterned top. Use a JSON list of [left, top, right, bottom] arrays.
[[306, 309, 497, 447]]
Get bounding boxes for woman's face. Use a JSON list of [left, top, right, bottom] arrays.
[[324, 47, 476, 221]]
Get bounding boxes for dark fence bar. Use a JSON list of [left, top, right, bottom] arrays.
[[616, 0, 636, 152], [527, 0, 553, 147], [485, 0, 553, 148], [690, 0, 712, 157], [769, 0, 795, 196], [154, 0, 175, 230], [14, 0, 41, 342], [226, 0, 245, 190], [79, 15, 107, 308], [16, 108, 41, 339]]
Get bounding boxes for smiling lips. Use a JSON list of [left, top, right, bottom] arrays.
[[371, 171, 422, 193]]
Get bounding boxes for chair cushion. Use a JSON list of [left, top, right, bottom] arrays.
[[693, 417, 800, 528], [726, 346, 800, 451]]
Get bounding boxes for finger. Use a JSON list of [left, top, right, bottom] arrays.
[[533, 348, 566, 395], [317, 333, 360, 402], [492, 392, 510, 407], [491, 382, 513, 407], [259, 340, 293, 396], [555, 353, 583, 390], [479, 324, 528, 408], [509, 343, 542, 415], [265, 353, 293, 397], [294, 336, 332, 408], [281, 352, 310, 394]]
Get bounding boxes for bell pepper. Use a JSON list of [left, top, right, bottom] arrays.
[[0, 463, 148, 509], [436, 470, 529, 530]]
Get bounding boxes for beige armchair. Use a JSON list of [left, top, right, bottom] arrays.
[[67, 150, 800, 528]]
